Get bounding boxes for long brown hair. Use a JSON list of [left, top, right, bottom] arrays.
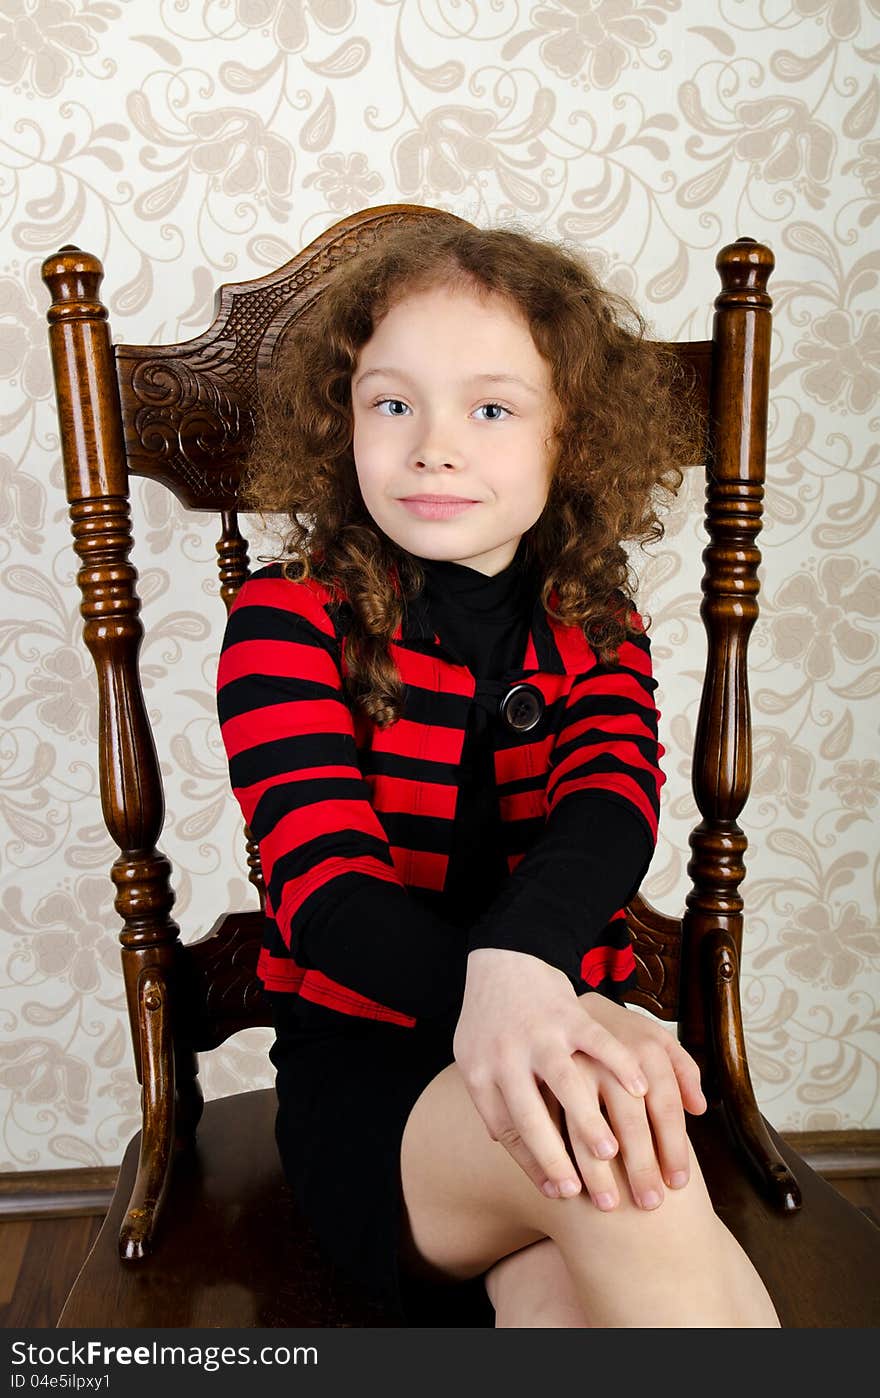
[[242, 216, 705, 728]]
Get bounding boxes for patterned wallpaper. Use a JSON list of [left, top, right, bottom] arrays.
[[0, 0, 877, 1174]]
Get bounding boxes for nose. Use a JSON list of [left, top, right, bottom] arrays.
[[409, 410, 462, 472]]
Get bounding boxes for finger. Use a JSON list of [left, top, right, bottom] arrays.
[[639, 1055, 692, 1191], [550, 1079, 623, 1213], [572, 1011, 649, 1098], [470, 1074, 574, 1198], [664, 1040, 708, 1115], [603, 1076, 666, 1210], [536, 1080, 584, 1198], [496, 1063, 583, 1199], [542, 1057, 621, 1174]]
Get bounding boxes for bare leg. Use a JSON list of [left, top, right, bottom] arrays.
[[485, 1237, 590, 1327], [542, 1136, 781, 1328], [399, 1057, 780, 1328]]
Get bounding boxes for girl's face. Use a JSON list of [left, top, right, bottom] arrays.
[[351, 282, 560, 576]]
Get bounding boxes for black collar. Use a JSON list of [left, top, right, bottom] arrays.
[[396, 585, 571, 675]]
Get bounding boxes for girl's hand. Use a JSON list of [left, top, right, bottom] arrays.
[[453, 949, 706, 1207], [552, 992, 708, 1210]]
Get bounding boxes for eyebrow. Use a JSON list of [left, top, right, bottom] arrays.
[[353, 367, 541, 396]]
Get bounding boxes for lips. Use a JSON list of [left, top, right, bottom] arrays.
[[399, 496, 480, 520]]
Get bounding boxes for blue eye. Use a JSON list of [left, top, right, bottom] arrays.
[[372, 398, 511, 420]]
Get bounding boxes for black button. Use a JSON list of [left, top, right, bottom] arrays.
[[499, 683, 544, 733]]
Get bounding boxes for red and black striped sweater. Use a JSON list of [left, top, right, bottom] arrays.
[[217, 558, 666, 1030]]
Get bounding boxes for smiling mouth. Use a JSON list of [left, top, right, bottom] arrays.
[[399, 497, 480, 518]]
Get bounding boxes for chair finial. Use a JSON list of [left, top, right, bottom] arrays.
[[41, 248, 107, 321], [715, 238, 774, 306]]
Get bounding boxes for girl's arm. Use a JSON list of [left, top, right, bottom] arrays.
[[464, 793, 653, 996], [466, 623, 664, 993], [451, 625, 704, 1208], [217, 573, 468, 1022]]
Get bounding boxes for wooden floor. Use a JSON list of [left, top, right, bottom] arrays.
[[1, 1176, 877, 1329], [2, 1215, 104, 1328]]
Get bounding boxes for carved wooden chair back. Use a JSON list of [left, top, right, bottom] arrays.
[[41, 205, 880, 1329]]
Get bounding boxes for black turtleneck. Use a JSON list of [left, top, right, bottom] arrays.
[[415, 534, 537, 681], [413, 538, 654, 987]]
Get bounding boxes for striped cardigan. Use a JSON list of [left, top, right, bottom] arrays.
[[217, 562, 666, 1028]]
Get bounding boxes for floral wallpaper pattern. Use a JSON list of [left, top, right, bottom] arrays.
[[0, 0, 878, 1172]]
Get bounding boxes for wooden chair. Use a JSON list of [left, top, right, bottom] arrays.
[[41, 204, 880, 1329]]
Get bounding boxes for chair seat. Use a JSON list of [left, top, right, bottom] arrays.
[[56, 1087, 880, 1329], [56, 1089, 410, 1328], [688, 1108, 880, 1327]]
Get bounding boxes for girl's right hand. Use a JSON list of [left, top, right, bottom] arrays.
[[454, 948, 706, 1210], [453, 947, 652, 1200]]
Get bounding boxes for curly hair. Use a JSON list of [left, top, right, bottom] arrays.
[[242, 213, 706, 728]]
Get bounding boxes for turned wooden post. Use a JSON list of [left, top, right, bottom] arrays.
[[679, 237, 799, 1208], [216, 510, 265, 907], [41, 247, 199, 1258], [680, 237, 773, 1060]]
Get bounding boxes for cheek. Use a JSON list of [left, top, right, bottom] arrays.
[[353, 414, 394, 463], [537, 447, 556, 500], [352, 423, 380, 490], [351, 416, 368, 464], [352, 455, 396, 523], [517, 467, 552, 527], [525, 456, 553, 506]]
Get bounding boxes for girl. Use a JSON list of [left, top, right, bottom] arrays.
[[216, 216, 781, 1328]]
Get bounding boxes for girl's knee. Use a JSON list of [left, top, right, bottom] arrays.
[[546, 1144, 721, 1268]]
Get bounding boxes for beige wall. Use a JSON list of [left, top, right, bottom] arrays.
[[0, 0, 877, 1172]]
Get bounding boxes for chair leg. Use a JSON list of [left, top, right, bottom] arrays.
[[174, 1045, 205, 1145], [119, 968, 176, 1261], [705, 930, 801, 1212]]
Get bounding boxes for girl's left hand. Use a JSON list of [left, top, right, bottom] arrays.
[[545, 992, 708, 1204]]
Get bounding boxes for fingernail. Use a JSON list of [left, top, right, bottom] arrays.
[[595, 1192, 617, 1210], [669, 1171, 689, 1188], [632, 1076, 649, 1094], [595, 1138, 616, 1159], [641, 1190, 662, 1208], [542, 1180, 560, 1198], [559, 1179, 581, 1197]]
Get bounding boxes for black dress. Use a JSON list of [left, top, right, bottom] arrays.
[[266, 539, 539, 1326]]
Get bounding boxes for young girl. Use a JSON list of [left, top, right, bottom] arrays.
[[216, 217, 781, 1328]]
